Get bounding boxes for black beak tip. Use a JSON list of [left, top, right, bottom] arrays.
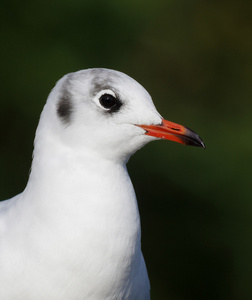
[[185, 127, 206, 149], [201, 141, 206, 149]]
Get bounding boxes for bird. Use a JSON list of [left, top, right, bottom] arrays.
[[0, 68, 205, 300]]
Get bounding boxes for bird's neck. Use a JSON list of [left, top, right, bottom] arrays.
[[23, 140, 141, 245], [10, 137, 145, 297]]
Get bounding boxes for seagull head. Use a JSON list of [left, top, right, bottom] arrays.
[[36, 68, 205, 163]]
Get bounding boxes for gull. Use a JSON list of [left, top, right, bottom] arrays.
[[0, 68, 205, 300]]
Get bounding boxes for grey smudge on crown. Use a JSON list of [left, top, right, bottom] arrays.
[[90, 69, 123, 113], [57, 74, 73, 125], [90, 69, 118, 96]]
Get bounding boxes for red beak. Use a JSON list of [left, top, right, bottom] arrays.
[[138, 119, 205, 148]]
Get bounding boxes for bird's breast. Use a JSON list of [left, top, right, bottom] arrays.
[[2, 160, 146, 299]]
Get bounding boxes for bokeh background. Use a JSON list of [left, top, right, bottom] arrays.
[[1, 1, 252, 299]]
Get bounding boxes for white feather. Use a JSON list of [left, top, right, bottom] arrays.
[[0, 68, 163, 299]]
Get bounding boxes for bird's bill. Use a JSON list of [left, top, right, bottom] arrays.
[[138, 119, 205, 148]]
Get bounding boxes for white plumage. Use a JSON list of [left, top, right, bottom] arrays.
[[0, 68, 204, 299]]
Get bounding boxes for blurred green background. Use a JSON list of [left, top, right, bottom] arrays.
[[1, 0, 252, 299]]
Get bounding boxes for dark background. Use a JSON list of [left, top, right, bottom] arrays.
[[1, 1, 252, 299]]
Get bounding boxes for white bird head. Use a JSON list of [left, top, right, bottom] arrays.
[[35, 68, 205, 164]]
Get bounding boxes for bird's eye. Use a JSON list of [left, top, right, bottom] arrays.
[[99, 94, 117, 110]]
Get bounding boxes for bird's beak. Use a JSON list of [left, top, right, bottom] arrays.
[[138, 119, 205, 148]]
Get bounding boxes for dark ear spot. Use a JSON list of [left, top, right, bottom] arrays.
[[57, 78, 73, 124]]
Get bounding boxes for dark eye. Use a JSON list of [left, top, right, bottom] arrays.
[[99, 94, 117, 109], [98, 92, 122, 113]]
